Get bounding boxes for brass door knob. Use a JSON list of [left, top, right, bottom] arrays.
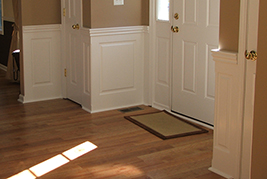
[[245, 50, 257, 61], [72, 24, 80, 30], [171, 26, 179, 33]]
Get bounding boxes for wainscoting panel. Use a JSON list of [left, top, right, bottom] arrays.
[[31, 38, 52, 85], [209, 50, 243, 179], [22, 25, 62, 103], [100, 41, 135, 94], [89, 26, 146, 112]]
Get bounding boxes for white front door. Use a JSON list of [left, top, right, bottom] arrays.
[[171, 0, 220, 125], [64, 0, 83, 104]]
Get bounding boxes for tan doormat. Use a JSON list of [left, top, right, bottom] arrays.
[[125, 110, 208, 140]]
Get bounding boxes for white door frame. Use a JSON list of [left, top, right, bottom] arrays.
[[61, 0, 83, 102], [240, 0, 259, 177], [149, 0, 218, 128], [61, 0, 67, 98]]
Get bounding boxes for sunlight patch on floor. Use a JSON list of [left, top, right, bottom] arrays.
[[7, 141, 98, 179], [63, 141, 98, 160], [7, 170, 36, 179], [29, 154, 69, 177]]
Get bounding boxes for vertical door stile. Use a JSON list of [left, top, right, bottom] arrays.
[[64, 0, 83, 105]]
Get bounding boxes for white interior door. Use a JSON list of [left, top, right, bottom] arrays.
[[241, 0, 259, 177], [64, 0, 83, 104], [171, 0, 219, 125]]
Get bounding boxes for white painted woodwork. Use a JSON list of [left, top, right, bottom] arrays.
[[209, 50, 241, 179], [171, 0, 219, 125], [21, 25, 62, 103], [209, 0, 260, 178], [240, 0, 259, 178], [80, 29, 91, 111], [89, 26, 146, 113], [21, 24, 147, 111], [64, 0, 83, 104], [143, 25, 152, 105], [61, 0, 147, 112], [153, 1, 172, 110], [152, 0, 219, 125]]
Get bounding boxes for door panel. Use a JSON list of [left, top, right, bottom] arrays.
[[183, 41, 197, 93], [171, 0, 219, 125], [153, 0, 172, 109], [65, 0, 82, 104]]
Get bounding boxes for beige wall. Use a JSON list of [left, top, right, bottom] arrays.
[[83, 0, 149, 28], [251, 0, 267, 178], [21, 0, 61, 25], [141, 0, 149, 26], [219, 0, 240, 52], [3, 0, 14, 20], [83, 0, 91, 28], [20, 0, 148, 27], [17, 0, 236, 47]]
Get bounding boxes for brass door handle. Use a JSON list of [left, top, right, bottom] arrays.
[[245, 50, 257, 61], [171, 26, 179, 33], [72, 24, 80, 30]]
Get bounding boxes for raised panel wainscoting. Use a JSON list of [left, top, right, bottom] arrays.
[[21, 24, 62, 103], [87, 26, 148, 113], [209, 50, 243, 179], [20, 25, 148, 113]]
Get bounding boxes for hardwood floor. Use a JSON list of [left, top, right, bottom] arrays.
[[0, 69, 224, 179]]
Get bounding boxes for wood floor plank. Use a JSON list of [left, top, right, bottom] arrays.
[[0, 69, 224, 179]]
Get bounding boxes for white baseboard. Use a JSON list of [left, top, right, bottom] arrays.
[[82, 106, 92, 113], [89, 103, 144, 114], [209, 167, 234, 179], [152, 102, 170, 111], [23, 97, 62, 104], [18, 94, 62, 104]]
